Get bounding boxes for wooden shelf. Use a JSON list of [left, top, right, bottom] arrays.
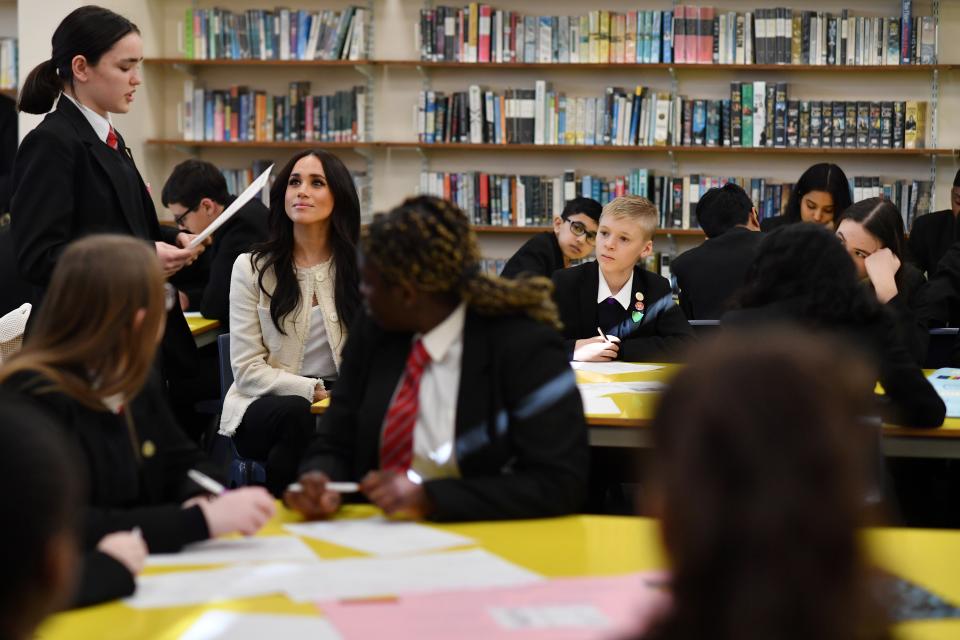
[[146, 139, 954, 156], [145, 58, 957, 72], [474, 225, 704, 237]]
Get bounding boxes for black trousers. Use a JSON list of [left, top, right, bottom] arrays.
[[233, 394, 316, 497]]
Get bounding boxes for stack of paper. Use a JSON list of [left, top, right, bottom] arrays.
[[283, 517, 474, 556]]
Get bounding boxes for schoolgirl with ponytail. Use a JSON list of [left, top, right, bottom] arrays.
[[10, 6, 203, 387], [286, 195, 589, 522]]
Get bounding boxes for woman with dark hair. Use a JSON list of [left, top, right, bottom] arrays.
[[285, 195, 588, 522], [836, 197, 928, 362], [0, 235, 275, 607], [641, 331, 891, 640], [723, 224, 944, 428], [760, 163, 852, 231], [221, 149, 362, 497], [10, 5, 204, 392]]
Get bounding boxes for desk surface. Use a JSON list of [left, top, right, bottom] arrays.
[[38, 505, 960, 640], [185, 316, 221, 337]]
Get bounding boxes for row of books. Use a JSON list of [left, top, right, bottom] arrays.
[[0, 39, 16, 90], [415, 85, 928, 149], [182, 7, 368, 61], [420, 169, 934, 231], [416, 3, 935, 66], [181, 81, 367, 143]]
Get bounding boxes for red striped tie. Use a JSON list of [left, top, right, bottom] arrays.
[[106, 126, 119, 150], [379, 340, 431, 472]]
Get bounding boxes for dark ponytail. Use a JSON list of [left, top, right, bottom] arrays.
[[18, 5, 139, 114]]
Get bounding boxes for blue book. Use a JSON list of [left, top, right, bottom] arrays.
[[557, 97, 565, 144], [204, 93, 214, 140], [581, 175, 592, 199], [425, 92, 436, 143], [610, 98, 620, 144], [501, 177, 510, 226], [651, 11, 662, 63], [493, 95, 501, 144], [298, 11, 310, 60], [628, 90, 641, 145], [661, 11, 673, 64]]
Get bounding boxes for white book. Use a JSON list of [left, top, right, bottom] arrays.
[[416, 91, 426, 141], [305, 12, 322, 60], [682, 175, 692, 229], [576, 97, 587, 145], [654, 93, 671, 146], [538, 19, 552, 63], [355, 88, 366, 141], [585, 98, 596, 145], [588, 11, 599, 63], [570, 20, 580, 63], [534, 80, 547, 145], [182, 78, 194, 140], [516, 177, 526, 225], [552, 177, 563, 216], [735, 15, 745, 64], [279, 10, 290, 60], [753, 81, 766, 147], [558, 16, 570, 63], [717, 14, 727, 63], [745, 12, 754, 64], [621, 96, 633, 146], [469, 85, 483, 144], [494, 11, 503, 63], [193, 88, 205, 141], [820, 13, 828, 65]]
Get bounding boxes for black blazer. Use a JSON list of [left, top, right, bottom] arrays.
[[671, 227, 763, 320], [299, 309, 589, 521], [884, 263, 928, 364], [9, 97, 196, 373], [909, 210, 958, 277], [760, 215, 792, 232], [177, 198, 269, 327], [552, 260, 695, 362], [722, 302, 945, 428], [500, 232, 565, 279]]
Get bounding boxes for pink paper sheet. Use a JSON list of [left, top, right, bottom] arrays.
[[319, 571, 671, 640]]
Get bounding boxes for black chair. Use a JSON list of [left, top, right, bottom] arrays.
[[688, 319, 721, 337], [209, 333, 267, 488]]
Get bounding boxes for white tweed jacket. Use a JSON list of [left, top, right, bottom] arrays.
[[219, 252, 346, 436]]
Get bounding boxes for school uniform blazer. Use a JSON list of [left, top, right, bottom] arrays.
[[298, 309, 589, 522], [6, 369, 223, 607], [722, 302, 946, 428], [908, 210, 958, 277], [884, 263, 928, 364], [552, 260, 695, 362], [9, 96, 196, 373], [181, 198, 269, 327], [759, 215, 792, 232], [500, 231, 565, 279], [220, 252, 347, 436], [671, 226, 763, 320]]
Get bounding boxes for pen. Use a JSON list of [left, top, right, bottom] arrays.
[[187, 469, 227, 496], [597, 326, 608, 342], [286, 481, 360, 494]]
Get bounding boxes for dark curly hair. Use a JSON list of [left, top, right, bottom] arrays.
[[362, 196, 562, 329], [734, 223, 883, 327]]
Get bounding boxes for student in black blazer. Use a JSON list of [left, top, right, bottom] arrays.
[[722, 224, 944, 428], [286, 196, 588, 522], [552, 195, 694, 363], [836, 198, 928, 363], [0, 236, 275, 607], [161, 159, 269, 326], [500, 197, 602, 279], [10, 7, 204, 378], [909, 169, 960, 280], [0, 389, 83, 635], [671, 183, 763, 320]]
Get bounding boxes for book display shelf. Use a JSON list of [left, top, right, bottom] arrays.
[[133, 0, 957, 265]]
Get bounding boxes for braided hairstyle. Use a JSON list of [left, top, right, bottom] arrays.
[[362, 196, 562, 330]]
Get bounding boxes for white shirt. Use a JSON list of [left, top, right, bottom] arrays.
[[61, 92, 112, 143], [388, 302, 467, 481], [301, 304, 337, 379], [597, 268, 634, 310]]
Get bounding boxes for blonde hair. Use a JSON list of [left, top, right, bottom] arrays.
[[601, 195, 659, 239], [362, 196, 562, 330], [0, 235, 166, 409]]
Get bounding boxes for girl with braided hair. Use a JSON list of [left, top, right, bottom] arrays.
[[286, 196, 589, 521]]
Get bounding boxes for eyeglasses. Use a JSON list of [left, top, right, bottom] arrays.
[[173, 206, 197, 228], [164, 283, 177, 312], [567, 219, 598, 244]]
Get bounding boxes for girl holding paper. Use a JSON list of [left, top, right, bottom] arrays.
[[0, 235, 275, 607], [10, 6, 205, 389], [221, 149, 362, 497]]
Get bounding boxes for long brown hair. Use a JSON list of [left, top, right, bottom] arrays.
[[0, 235, 165, 409], [644, 330, 890, 640], [362, 196, 562, 329]]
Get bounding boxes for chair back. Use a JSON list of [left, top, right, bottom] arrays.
[[0, 303, 30, 364]]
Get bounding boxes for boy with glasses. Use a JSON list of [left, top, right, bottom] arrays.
[[500, 197, 602, 279]]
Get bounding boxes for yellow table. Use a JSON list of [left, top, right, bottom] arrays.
[[37, 505, 960, 639], [184, 315, 222, 349], [311, 364, 960, 459]]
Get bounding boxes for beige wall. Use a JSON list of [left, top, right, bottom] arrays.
[[14, 0, 960, 259]]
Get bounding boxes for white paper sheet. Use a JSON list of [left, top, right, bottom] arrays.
[[284, 548, 543, 602], [578, 381, 665, 394], [489, 604, 612, 630], [125, 563, 303, 609], [283, 517, 475, 556], [187, 164, 273, 248], [570, 362, 664, 374], [927, 368, 960, 418], [581, 396, 621, 415], [146, 536, 319, 567], [179, 611, 342, 640], [182, 311, 204, 318]]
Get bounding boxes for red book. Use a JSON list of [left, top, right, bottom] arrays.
[[698, 7, 715, 64], [304, 95, 314, 141], [673, 5, 686, 63], [685, 6, 699, 65], [478, 5, 492, 63], [479, 172, 490, 223]]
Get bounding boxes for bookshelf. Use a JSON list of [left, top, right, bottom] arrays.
[[93, 0, 960, 265]]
